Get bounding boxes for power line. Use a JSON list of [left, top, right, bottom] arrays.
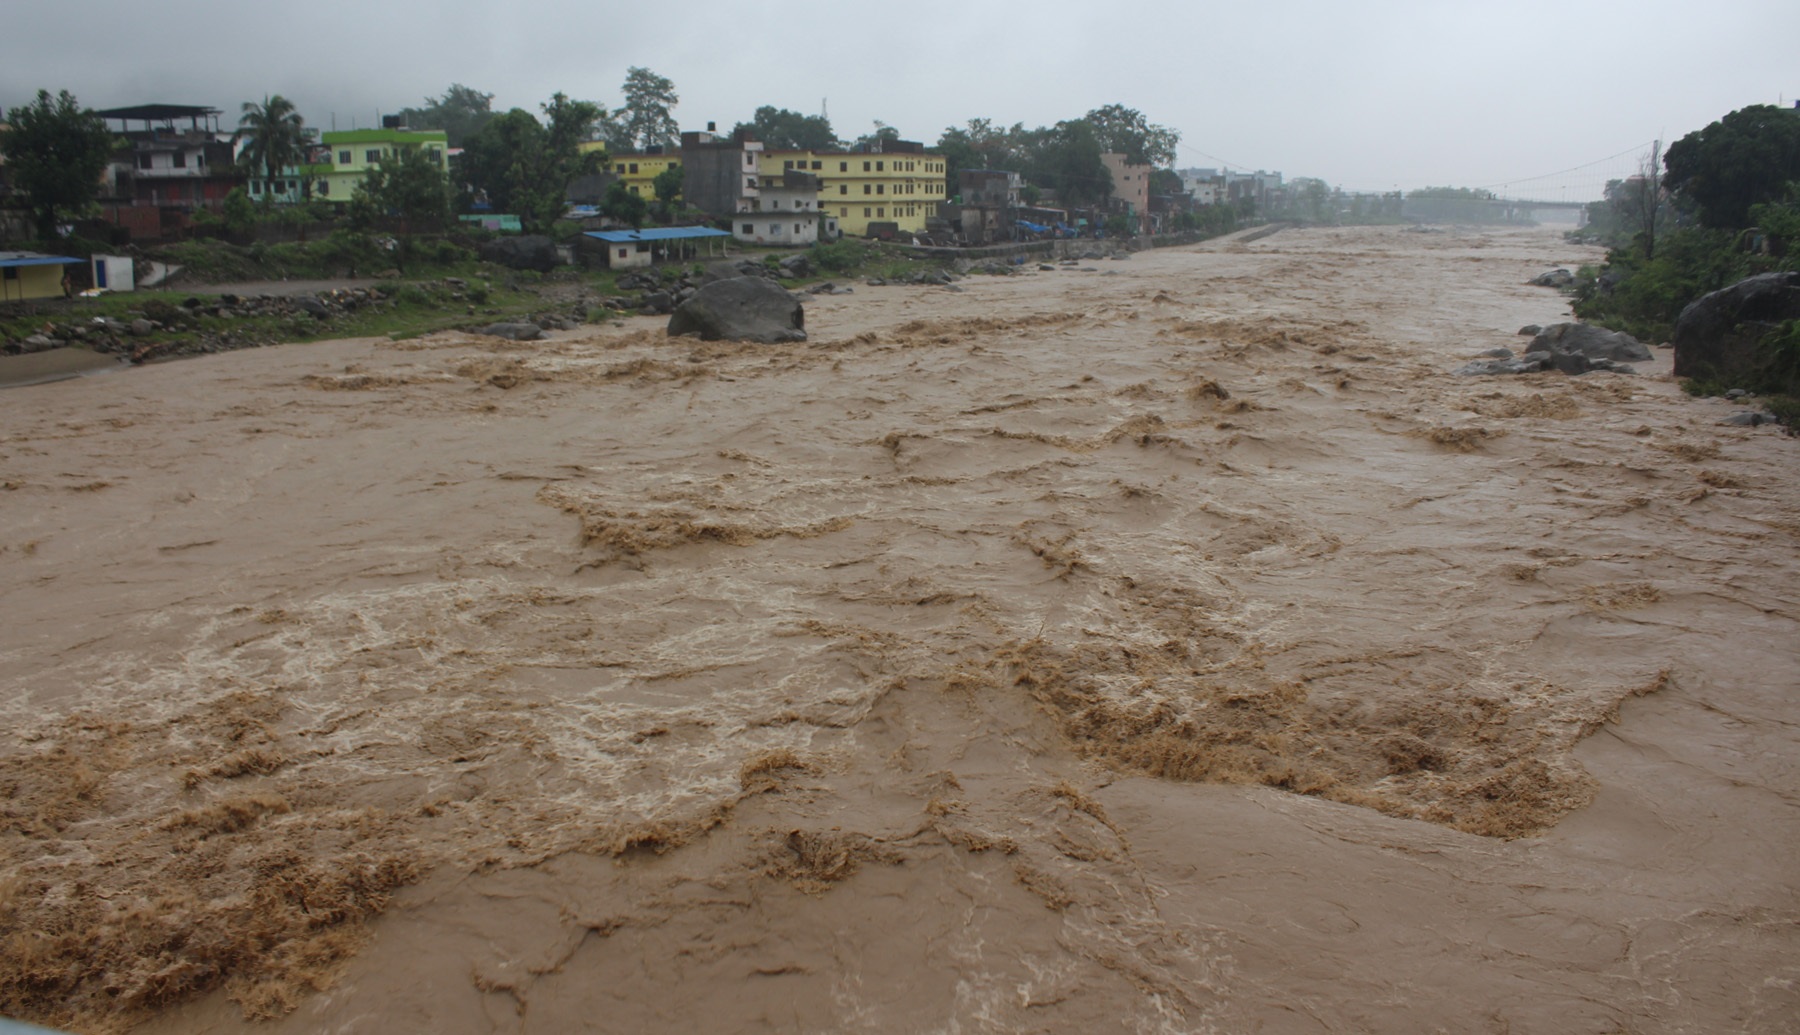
[[1471, 141, 1654, 192]]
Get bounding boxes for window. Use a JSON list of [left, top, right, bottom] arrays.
[[876, 184, 884, 195], [864, 207, 871, 216], [741, 224, 754, 234], [137, 154, 152, 169], [319, 180, 329, 196], [839, 161, 847, 172], [784, 160, 793, 169], [618, 248, 629, 258], [863, 161, 870, 171], [839, 184, 847, 194], [616, 164, 626, 173], [173, 152, 186, 169], [840, 207, 848, 216], [629, 185, 640, 194], [339, 150, 351, 165], [794, 223, 802, 234], [876, 161, 884, 171], [249, 181, 262, 195], [863, 184, 871, 195], [770, 224, 782, 235], [366, 150, 380, 164], [877, 207, 884, 217], [811, 161, 821, 170], [629, 163, 639, 173]]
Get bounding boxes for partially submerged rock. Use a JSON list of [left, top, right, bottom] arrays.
[[1529, 268, 1574, 288], [667, 276, 806, 343], [478, 322, 544, 341]]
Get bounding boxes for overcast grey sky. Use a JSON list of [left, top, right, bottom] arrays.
[[4, 0, 1796, 198]]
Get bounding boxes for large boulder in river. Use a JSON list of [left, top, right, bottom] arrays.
[[1526, 322, 1652, 374], [1672, 272, 1800, 385], [479, 235, 560, 272], [668, 275, 806, 343]]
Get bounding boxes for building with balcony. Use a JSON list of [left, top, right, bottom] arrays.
[[731, 170, 824, 245], [95, 104, 240, 211]]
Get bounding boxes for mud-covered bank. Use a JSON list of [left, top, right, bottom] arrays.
[[2, 225, 1795, 1034]]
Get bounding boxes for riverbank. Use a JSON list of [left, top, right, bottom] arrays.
[[2, 224, 1794, 1034]]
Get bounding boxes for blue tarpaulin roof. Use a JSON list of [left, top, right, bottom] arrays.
[[584, 227, 732, 243], [0, 252, 82, 268]]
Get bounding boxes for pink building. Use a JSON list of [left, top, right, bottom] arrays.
[[1101, 153, 1152, 234]]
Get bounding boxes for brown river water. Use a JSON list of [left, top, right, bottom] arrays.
[[1, 225, 1795, 1033]]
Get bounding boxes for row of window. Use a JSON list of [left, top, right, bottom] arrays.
[[739, 223, 810, 236], [778, 158, 942, 174], [339, 148, 444, 166], [614, 162, 679, 175], [837, 206, 919, 219], [136, 152, 203, 170]]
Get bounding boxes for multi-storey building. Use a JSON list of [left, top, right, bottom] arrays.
[[580, 143, 680, 200], [765, 140, 946, 237], [95, 105, 239, 211], [1101, 152, 1152, 234], [679, 127, 764, 218], [312, 127, 449, 204], [731, 171, 825, 245]]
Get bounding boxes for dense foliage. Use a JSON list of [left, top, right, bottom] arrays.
[[456, 94, 603, 234], [395, 84, 495, 148], [1572, 105, 1800, 407], [731, 106, 836, 150], [352, 145, 450, 231], [1, 89, 116, 240], [1663, 105, 1800, 230]]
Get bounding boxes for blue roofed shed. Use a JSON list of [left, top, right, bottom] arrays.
[[582, 226, 732, 269]]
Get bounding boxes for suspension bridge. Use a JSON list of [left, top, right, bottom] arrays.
[[1466, 141, 1659, 226]]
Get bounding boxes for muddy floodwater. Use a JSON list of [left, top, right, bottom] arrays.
[[1, 225, 1795, 1034]]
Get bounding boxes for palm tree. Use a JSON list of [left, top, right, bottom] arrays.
[[236, 95, 307, 199]]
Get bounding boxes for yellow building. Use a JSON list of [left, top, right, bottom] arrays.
[[758, 145, 945, 237], [580, 144, 681, 200], [0, 252, 81, 301]]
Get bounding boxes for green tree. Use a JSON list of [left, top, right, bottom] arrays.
[[396, 83, 495, 148], [732, 106, 836, 150], [236, 95, 310, 199], [602, 180, 647, 228], [1082, 105, 1179, 166], [1, 89, 117, 240], [456, 93, 603, 233], [221, 186, 257, 234], [352, 145, 449, 232], [936, 118, 1028, 190], [1664, 104, 1800, 230], [615, 67, 680, 151], [849, 120, 901, 152], [652, 164, 683, 209], [1021, 120, 1112, 209]]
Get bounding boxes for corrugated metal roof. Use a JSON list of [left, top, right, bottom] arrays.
[[0, 252, 82, 268], [584, 227, 732, 243]]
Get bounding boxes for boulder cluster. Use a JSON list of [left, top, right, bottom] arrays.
[[1457, 322, 1652, 377], [2, 290, 391, 363]]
